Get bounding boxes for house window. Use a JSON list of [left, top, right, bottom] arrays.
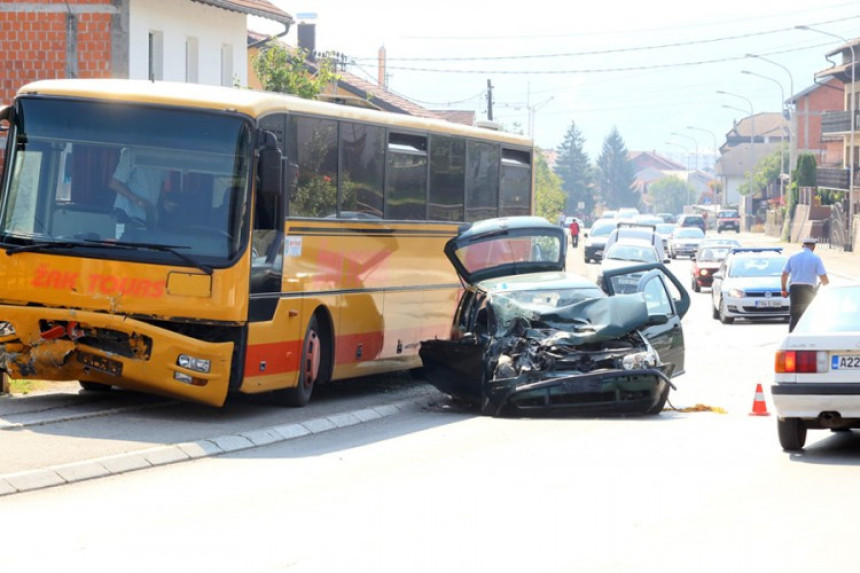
[[148, 31, 164, 81], [186, 37, 199, 83], [221, 44, 233, 87]]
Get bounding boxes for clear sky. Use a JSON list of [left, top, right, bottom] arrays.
[[256, 1, 860, 167]]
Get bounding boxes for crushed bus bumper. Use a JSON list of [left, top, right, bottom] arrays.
[[0, 305, 234, 406]]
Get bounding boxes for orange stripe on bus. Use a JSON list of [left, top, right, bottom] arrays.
[[244, 321, 451, 378]]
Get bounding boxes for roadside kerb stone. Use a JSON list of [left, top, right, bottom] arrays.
[[0, 398, 420, 497]]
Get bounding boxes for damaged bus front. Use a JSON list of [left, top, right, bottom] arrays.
[[0, 80, 273, 405]]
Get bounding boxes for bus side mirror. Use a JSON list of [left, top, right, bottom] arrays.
[[257, 130, 282, 196]]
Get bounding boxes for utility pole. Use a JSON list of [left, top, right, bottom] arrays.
[[486, 79, 494, 121]]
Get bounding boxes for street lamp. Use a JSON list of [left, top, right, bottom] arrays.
[[797, 25, 855, 251], [718, 90, 756, 229], [670, 131, 699, 170], [746, 53, 796, 206], [665, 141, 693, 207], [687, 126, 720, 205], [741, 69, 789, 203]]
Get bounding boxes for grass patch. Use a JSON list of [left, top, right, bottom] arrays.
[[7, 379, 57, 394]]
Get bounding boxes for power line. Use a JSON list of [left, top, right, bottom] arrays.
[[378, 42, 833, 75], [352, 14, 859, 63]]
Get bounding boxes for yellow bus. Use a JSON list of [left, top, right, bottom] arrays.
[[0, 79, 533, 406]]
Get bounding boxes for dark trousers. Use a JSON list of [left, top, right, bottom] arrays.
[[571, 235, 579, 248], [788, 284, 815, 332]]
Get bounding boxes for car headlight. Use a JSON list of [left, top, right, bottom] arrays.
[[728, 288, 745, 298], [622, 349, 659, 370], [699, 269, 709, 276]]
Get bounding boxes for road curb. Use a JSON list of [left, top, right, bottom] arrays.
[[0, 398, 423, 497]]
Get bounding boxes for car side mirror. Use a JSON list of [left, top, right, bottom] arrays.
[[647, 314, 670, 325], [713, 271, 723, 279]]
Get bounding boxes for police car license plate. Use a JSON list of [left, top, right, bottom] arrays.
[[832, 355, 860, 369]]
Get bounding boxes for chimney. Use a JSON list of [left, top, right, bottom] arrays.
[[378, 45, 387, 88], [298, 23, 316, 59]]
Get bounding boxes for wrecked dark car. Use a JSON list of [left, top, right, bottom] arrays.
[[420, 216, 690, 417]]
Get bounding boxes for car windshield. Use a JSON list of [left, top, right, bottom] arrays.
[[675, 228, 704, 238], [794, 286, 860, 333], [728, 256, 786, 277], [1, 97, 252, 264], [589, 223, 615, 237], [605, 243, 658, 263], [697, 247, 730, 261]]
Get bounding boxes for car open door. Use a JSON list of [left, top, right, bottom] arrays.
[[600, 263, 688, 377]]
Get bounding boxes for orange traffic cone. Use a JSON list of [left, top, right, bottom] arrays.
[[750, 383, 770, 416]]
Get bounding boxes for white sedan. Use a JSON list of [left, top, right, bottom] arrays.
[[772, 284, 860, 451]]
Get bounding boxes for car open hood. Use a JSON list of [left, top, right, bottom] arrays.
[[444, 217, 566, 284]]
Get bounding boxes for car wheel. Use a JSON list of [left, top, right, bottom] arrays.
[[79, 381, 112, 392], [645, 385, 670, 415], [691, 279, 701, 293], [276, 315, 330, 407], [719, 298, 734, 324], [778, 418, 807, 451], [712, 298, 720, 319]]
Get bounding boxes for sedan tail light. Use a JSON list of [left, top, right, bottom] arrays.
[[774, 350, 827, 373]]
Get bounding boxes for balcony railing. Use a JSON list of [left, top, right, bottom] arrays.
[[821, 110, 860, 135], [817, 166, 850, 190]]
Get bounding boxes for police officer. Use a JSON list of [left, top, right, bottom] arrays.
[[781, 237, 829, 332]]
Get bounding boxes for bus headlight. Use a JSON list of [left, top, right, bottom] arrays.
[[622, 349, 658, 370], [177, 354, 211, 373]]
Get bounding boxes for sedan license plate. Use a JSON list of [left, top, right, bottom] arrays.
[[832, 355, 860, 369], [755, 299, 783, 308]]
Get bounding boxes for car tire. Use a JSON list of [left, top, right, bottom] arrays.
[[778, 418, 807, 451], [719, 298, 734, 324], [645, 385, 670, 415], [712, 299, 720, 319], [692, 279, 701, 293]]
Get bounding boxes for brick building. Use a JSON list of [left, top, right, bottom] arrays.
[[0, 0, 293, 105]]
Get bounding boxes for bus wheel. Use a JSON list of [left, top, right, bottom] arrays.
[[280, 316, 324, 407], [79, 381, 112, 392]]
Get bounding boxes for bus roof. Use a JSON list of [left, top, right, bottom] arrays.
[[16, 79, 533, 147]]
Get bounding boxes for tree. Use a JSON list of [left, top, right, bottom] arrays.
[[649, 176, 693, 214], [252, 44, 339, 98], [596, 127, 638, 209], [554, 121, 595, 217], [533, 148, 565, 222]]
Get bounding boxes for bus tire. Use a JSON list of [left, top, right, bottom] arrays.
[[279, 315, 327, 407], [79, 381, 112, 392]]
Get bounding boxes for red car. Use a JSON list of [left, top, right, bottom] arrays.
[[690, 245, 733, 292]]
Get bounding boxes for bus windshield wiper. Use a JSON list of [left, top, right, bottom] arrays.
[[4, 240, 91, 255], [97, 239, 213, 275]]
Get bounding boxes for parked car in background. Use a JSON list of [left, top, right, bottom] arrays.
[[668, 227, 705, 259], [698, 237, 742, 253], [598, 239, 662, 286], [419, 216, 690, 417], [656, 212, 676, 224], [690, 244, 733, 292], [677, 213, 706, 233], [710, 248, 789, 324], [604, 222, 667, 261], [656, 223, 676, 252], [583, 219, 617, 263], [716, 209, 740, 233], [772, 284, 860, 451]]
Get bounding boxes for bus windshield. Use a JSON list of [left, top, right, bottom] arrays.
[[0, 97, 253, 265]]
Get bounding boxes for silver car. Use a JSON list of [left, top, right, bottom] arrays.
[[710, 248, 789, 324]]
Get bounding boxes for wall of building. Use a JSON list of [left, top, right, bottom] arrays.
[[795, 78, 844, 167], [0, 0, 117, 104], [129, 0, 248, 86]]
